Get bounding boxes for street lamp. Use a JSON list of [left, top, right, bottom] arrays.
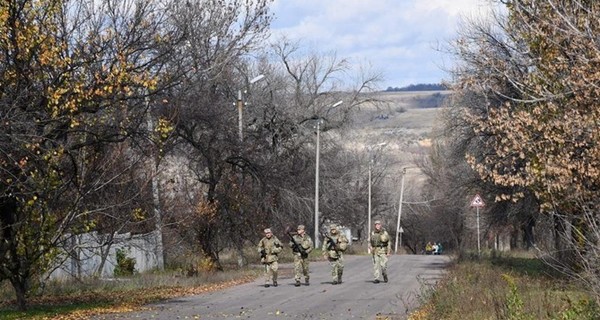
[[366, 142, 387, 252], [236, 74, 265, 142], [313, 100, 343, 248], [394, 167, 407, 254]]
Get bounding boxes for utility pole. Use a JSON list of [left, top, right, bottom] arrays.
[[394, 167, 406, 254]]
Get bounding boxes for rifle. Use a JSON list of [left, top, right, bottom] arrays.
[[288, 232, 308, 259], [260, 248, 267, 261], [321, 232, 336, 251]]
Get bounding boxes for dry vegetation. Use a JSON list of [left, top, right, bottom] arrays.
[[409, 252, 599, 320]]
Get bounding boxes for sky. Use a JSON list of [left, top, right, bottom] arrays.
[[269, 0, 497, 90]]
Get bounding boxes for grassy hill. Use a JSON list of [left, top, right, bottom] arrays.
[[343, 90, 449, 175], [349, 90, 448, 145]]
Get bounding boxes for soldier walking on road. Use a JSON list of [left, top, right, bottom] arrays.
[[288, 224, 313, 286], [369, 220, 391, 283], [258, 228, 283, 287], [322, 224, 349, 285]]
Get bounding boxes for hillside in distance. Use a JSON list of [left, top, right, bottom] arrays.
[[346, 90, 450, 158]]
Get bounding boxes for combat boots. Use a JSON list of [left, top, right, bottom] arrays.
[[337, 271, 343, 284], [295, 280, 301, 287], [305, 277, 310, 286], [383, 273, 388, 283]]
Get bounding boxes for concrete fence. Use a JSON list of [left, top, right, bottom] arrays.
[[48, 230, 161, 280]]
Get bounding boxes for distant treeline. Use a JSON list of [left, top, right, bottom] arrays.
[[385, 83, 448, 92]]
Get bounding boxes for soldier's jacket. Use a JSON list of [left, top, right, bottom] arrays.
[[322, 232, 349, 259], [289, 233, 313, 255], [370, 229, 391, 255], [258, 236, 283, 263]]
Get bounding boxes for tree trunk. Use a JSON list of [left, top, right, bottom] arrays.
[[523, 216, 536, 249], [11, 276, 28, 311], [198, 226, 223, 271], [553, 212, 577, 269], [94, 233, 115, 278], [236, 245, 247, 267]]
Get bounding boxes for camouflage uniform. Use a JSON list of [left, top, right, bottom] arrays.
[[369, 220, 391, 283], [258, 228, 283, 287], [322, 224, 349, 285], [288, 224, 313, 286]]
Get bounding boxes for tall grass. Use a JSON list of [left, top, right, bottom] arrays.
[[410, 250, 600, 320]]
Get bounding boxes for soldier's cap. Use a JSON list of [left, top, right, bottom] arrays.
[[297, 224, 305, 230], [329, 224, 337, 230], [374, 220, 382, 225], [264, 228, 272, 234]]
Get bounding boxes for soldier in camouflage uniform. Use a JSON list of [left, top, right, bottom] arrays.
[[288, 224, 313, 286], [258, 228, 283, 287], [321, 224, 349, 285], [369, 220, 391, 283]]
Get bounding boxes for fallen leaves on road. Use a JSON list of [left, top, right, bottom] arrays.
[[36, 275, 257, 320]]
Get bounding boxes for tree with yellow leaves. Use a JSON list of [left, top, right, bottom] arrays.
[[0, 0, 178, 310]]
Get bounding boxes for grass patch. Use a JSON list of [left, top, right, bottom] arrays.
[[410, 251, 600, 320], [0, 268, 260, 320]]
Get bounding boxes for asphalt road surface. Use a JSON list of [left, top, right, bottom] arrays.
[[92, 254, 450, 320]]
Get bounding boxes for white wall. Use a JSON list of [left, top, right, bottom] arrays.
[[48, 230, 161, 280]]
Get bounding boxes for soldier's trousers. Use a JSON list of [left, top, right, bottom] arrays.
[[264, 261, 278, 284], [372, 253, 388, 280], [327, 256, 344, 281], [293, 254, 310, 281]]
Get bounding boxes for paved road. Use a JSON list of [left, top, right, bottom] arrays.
[[93, 254, 450, 320]]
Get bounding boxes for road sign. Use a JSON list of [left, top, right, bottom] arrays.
[[470, 194, 485, 207]]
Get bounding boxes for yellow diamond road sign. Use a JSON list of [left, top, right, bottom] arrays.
[[470, 194, 485, 207]]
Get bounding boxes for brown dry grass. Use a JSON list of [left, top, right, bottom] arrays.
[[409, 251, 600, 320]]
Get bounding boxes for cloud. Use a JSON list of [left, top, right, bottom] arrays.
[[269, 0, 496, 89]]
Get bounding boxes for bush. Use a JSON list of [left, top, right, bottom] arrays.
[[114, 248, 136, 277]]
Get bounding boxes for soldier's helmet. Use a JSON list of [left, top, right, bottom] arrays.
[[297, 224, 305, 230], [329, 224, 338, 233]]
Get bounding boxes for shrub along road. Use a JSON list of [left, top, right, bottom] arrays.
[[92, 254, 450, 319]]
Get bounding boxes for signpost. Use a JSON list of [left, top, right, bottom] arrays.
[[470, 194, 485, 256]]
